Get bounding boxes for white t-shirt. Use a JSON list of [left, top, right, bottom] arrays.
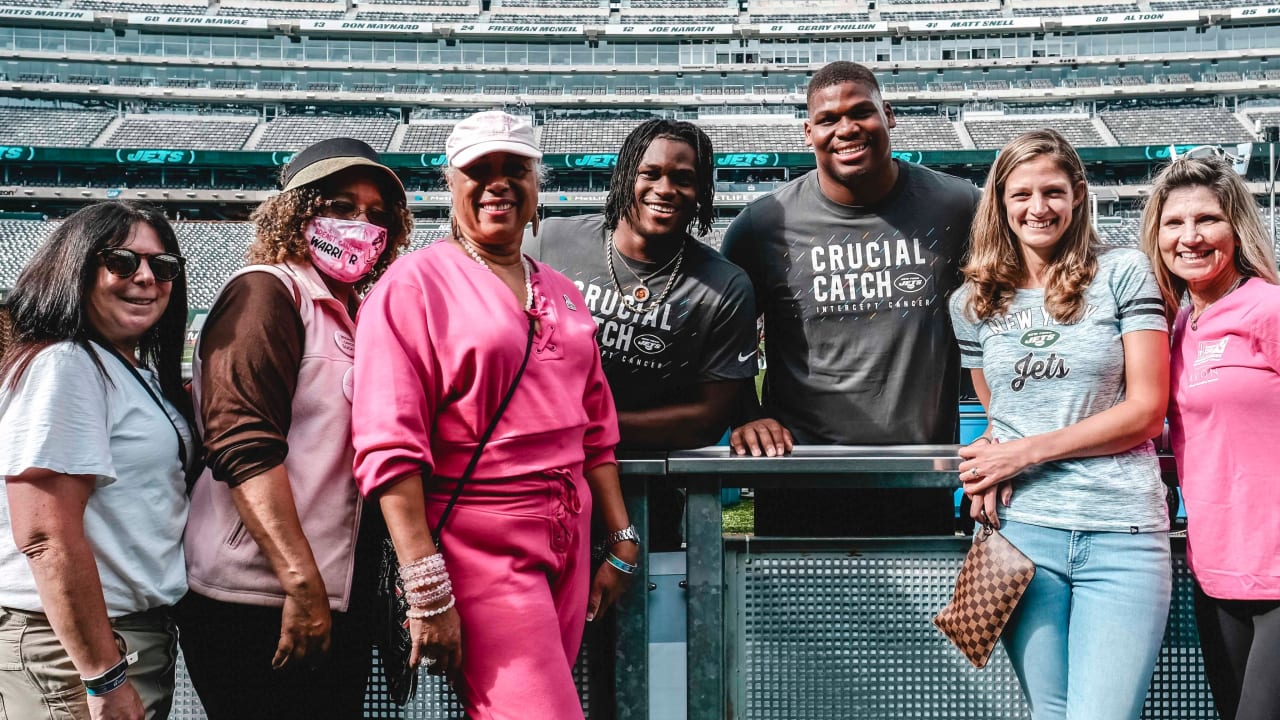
[[0, 341, 191, 615]]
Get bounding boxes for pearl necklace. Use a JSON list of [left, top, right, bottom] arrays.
[[457, 235, 534, 312], [1190, 275, 1245, 331], [605, 231, 686, 312]]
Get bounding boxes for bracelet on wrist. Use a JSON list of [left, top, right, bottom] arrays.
[[82, 656, 129, 696], [406, 594, 456, 620], [604, 524, 641, 547], [605, 552, 637, 575]]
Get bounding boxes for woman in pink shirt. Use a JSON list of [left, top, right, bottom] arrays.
[[351, 111, 637, 720], [1141, 152, 1280, 720]]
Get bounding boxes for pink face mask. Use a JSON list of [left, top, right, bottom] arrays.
[[305, 216, 387, 284]]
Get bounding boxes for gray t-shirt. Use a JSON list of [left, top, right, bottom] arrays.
[[949, 247, 1169, 532], [722, 162, 981, 444], [527, 214, 758, 412]]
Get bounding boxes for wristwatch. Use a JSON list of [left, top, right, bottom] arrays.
[[605, 524, 640, 547]]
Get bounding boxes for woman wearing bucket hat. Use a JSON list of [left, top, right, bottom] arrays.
[[351, 110, 636, 719], [178, 137, 411, 719]]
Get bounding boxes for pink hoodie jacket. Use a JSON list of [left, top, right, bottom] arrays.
[[352, 241, 618, 496]]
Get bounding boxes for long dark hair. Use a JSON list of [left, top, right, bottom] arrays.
[[1, 201, 192, 424], [603, 118, 716, 238]]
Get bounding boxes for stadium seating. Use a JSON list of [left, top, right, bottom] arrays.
[[1011, 4, 1137, 16], [889, 116, 965, 150], [252, 116, 399, 151], [500, 0, 603, 7], [397, 124, 454, 153], [0, 108, 115, 148], [104, 117, 258, 151], [541, 119, 642, 153], [964, 116, 1106, 150], [1100, 108, 1256, 146], [1244, 109, 1280, 134], [700, 122, 808, 153]]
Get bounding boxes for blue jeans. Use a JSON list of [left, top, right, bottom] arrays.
[[998, 520, 1172, 720]]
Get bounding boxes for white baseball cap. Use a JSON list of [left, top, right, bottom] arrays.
[[445, 111, 542, 169]]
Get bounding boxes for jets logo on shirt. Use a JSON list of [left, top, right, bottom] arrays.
[[1019, 329, 1060, 349], [634, 334, 667, 355], [894, 272, 926, 293]]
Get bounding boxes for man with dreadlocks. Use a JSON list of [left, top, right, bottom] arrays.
[[528, 118, 758, 549], [722, 61, 981, 537]]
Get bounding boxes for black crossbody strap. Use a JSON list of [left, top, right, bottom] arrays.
[[432, 316, 536, 548], [96, 342, 189, 473]]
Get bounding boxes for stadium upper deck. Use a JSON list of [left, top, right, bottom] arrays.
[[0, 0, 1277, 220], [0, 1, 1277, 108]]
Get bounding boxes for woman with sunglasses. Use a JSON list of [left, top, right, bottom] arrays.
[[1140, 155, 1280, 720], [0, 201, 193, 720], [178, 138, 410, 719]]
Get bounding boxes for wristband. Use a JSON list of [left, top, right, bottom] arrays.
[[605, 552, 637, 575], [82, 656, 129, 696]]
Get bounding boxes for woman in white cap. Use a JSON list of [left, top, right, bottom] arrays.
[[178, 137, 411, 719], [351, 110, 637, 719]]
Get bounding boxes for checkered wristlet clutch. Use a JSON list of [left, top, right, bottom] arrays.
[[933, 523, 1036, 668]]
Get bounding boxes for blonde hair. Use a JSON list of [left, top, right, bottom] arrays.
[[962, 129, 1098, 323], [1139, 155, 1279, 324], [248, 169, 412, 294]]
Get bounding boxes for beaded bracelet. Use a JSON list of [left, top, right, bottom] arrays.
[[406, 594, 457, 620], [406, 581, 453, 606], [605, 552, 637, 575], [82, 656, 129, 697], [404, 570, 451, 590], [399, 553, 447, 584]]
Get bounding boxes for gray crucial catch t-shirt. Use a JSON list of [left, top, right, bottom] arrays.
[[527, 214, 758, 412], [722, 162, 980, 445], [949, 247, 1170, 533]]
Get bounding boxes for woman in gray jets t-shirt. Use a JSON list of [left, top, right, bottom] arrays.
[[948, 130, 1171, 720]]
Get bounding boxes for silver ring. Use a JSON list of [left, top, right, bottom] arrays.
[[970, 467, 980, 477], [424, 656, 438, 668]]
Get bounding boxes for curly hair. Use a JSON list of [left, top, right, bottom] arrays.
[[962, 129, 1098, 323], [248, 168, 412, 294], [1139, 155, 1280, 324]]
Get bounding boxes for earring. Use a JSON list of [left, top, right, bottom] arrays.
[[532, 210, 541, 237]]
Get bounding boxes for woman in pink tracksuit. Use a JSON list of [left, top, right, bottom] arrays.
[[351, 111, 638, 720]]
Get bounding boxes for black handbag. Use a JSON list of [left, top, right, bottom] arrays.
[[375, 317, 535, 705]]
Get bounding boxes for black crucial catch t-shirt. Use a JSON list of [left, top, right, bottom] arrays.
[[527, 214, 758, 414], [722, 161, 980, 535]]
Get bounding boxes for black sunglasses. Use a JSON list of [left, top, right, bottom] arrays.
[[321, 198, 395, 229], [98, 248, 186, 282]]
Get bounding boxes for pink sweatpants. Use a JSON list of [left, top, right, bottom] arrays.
[[426, 467, 592, 720]]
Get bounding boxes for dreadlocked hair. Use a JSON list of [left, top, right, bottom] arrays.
[[963, 129, 1098, 324], [603, 118, 715, 239]]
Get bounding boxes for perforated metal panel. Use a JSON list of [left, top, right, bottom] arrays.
[[172, 643, 593, 719], [726, 542, 1216, 720]]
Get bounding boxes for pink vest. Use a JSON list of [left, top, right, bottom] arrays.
[[185, 262, 363, 611]]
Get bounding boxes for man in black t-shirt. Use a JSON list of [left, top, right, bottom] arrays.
[[528, 119, 758, 548], [722, 61, 981, 536]]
